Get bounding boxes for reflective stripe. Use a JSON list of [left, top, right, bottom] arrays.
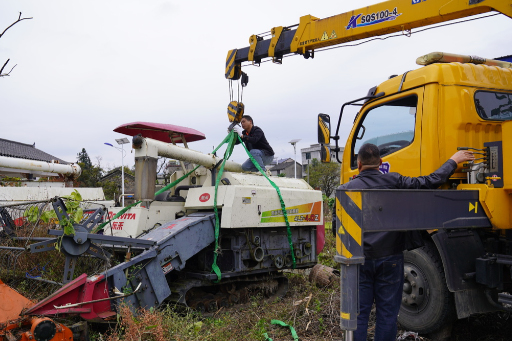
[[346, 191, 362, 210], [339, 204, 361, 246], [225, 49, 237, 78], [335, 191, 364, 258]]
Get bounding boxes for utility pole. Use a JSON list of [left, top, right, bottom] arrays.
[[289, 139, 301, 179]]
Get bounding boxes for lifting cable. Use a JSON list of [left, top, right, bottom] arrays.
[[228, 78, 244, 104]]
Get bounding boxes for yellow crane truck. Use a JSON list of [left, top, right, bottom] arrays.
[[225, 0, 512, 337]]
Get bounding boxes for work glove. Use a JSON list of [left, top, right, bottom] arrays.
[[233, 125, 243, 137]]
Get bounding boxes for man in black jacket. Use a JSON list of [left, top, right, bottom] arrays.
[[235, 115, 275, 172], [341, 143, 474, 341]]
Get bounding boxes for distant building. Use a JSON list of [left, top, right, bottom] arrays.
[[301, 143, 343, 172], [269, 158, 302, 178], [99, 168, 135, 205], [0, 138, 70, 182]]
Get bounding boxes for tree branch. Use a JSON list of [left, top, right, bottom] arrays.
[[0, 59, 17, 77], [0, 59, 9, 74], [0, 12, 33, 39]]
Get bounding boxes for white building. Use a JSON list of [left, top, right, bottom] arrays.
[[301, 143, 343, 173]]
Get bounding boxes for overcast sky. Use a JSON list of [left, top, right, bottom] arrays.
[[1, 0, 511, 170]]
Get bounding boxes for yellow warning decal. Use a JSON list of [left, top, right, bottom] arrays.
[[339, 204, 362, 246], [346, 191, 362, 210], [330, 30, 337, 39], [321, 31, 329, 41], [469, 202, 478, 213], [336, 233, 353, 259], [341, 312, 350, 320]]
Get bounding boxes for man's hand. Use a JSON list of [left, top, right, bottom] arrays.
[[233, 125, 243, 137], [450, 150, 475, 164]]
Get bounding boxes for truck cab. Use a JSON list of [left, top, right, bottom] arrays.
[[329, 58, 512, 334], [344, 62, 511, 184]]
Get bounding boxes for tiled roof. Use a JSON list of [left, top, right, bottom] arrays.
[[100, 168, 135, 182], [0, 138, 68, 164], [270, 161, 300, 171], [269, 158, 292, 166]]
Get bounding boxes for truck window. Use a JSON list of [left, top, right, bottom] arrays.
[[352, 96, 417, 168], [474, 91, 512, 121]]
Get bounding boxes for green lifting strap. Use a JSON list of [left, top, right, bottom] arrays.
[[211, 131, 237, 282], [236, 134, 296, 268], [210, 131, 297, 283], [93, 134, 233, 234], [92, 165, 199, 234], [264, 320, 299, 341]]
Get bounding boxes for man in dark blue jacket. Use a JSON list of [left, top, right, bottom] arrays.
[[341, 143, 474, 341], [235, 115, 275, 172]]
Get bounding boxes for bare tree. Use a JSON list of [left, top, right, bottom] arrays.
[[0, 12, 33, 77]]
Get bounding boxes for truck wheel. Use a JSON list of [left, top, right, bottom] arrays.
[[398, 242, 455, 334]]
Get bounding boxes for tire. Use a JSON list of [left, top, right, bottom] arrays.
[[398, 241, 455, 334]]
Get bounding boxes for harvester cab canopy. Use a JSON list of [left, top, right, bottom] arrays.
[[113, 122, 206, 144]]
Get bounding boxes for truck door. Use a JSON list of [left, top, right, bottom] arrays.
[[343, 88, 424, 182]]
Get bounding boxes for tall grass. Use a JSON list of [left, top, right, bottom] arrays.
[[101, 223, 343, 341]]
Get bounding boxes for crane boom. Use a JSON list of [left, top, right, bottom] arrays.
[[226, 0, 512, 79]]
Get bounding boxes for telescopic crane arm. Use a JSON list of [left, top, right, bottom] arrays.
[[226, 0, 512, 79]]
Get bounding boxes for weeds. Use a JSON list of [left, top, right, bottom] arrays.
[[101, 224, 343, 341]]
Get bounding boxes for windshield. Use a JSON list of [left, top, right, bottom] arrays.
[[351, 96, 417, 168]]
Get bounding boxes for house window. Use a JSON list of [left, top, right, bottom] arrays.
[[305, 152, 311, 160]]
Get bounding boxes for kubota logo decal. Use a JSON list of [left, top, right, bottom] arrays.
[[108, 212, 136, 220], [199, 193, 210, 202]]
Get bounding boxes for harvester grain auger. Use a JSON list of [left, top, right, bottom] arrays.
[[12, 122, 324, 321]]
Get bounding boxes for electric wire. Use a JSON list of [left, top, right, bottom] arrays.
[[315, 13, 500, 54]]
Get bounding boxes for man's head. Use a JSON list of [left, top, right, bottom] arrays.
[[357, 143, 382, 171], [240, 115, 253, 132]]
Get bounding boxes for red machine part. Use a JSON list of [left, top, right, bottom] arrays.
[[0, 279, 34, 323], [24, 274, 116, 322], [0, 279, 75, 341], [316, 223, 325, 254], [113, 121, 206, 143]]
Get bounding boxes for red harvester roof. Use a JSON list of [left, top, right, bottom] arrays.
[[114, 122, 206, 143]]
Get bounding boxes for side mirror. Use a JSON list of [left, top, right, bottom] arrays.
[[320, 144, 331, 163], [318, 114, 331, 144]]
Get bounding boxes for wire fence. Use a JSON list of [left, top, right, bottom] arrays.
[[0, 199, 111, 301]]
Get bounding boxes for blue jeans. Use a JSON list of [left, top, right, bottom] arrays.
[[355, 253, 404, 341], [242, 149, 274, 172]]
